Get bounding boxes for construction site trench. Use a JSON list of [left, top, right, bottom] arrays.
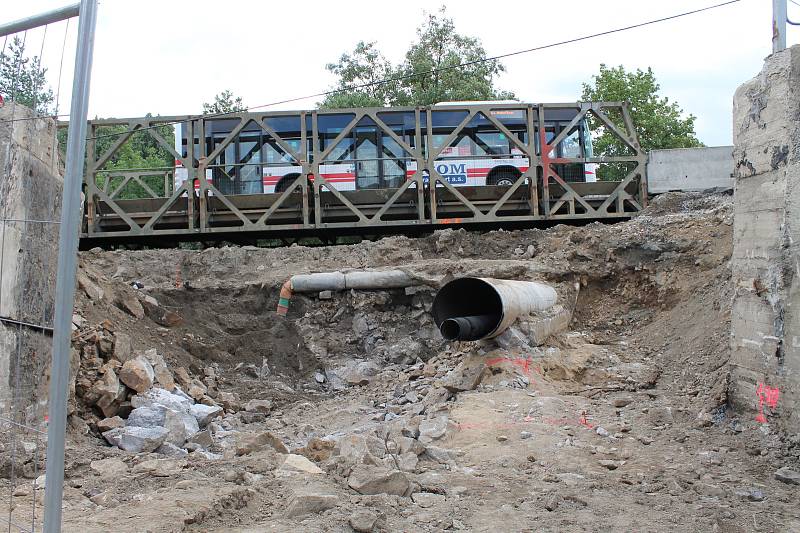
[[3, 191, 800, 532]]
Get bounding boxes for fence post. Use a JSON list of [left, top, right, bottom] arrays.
[[43, 1, 98, 531]]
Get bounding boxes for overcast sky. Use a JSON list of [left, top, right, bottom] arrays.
[[3, 0, 794, 146]]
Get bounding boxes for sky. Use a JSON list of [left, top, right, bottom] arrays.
[[2, 0, 795, 146]]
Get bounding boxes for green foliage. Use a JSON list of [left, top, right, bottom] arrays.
[[0, 36, 54, 113], [320, 7, 513, 108], [203, 90, 246, 115], [581, 64, 702, 179], [92, 118, 175, 199]]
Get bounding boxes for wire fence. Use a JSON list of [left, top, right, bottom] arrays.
[[0, 3, 93, 532]]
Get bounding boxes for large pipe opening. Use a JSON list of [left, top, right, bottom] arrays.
[[432, 278, 504, 341]]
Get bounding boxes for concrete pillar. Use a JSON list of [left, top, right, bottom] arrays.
[[0, 103, 62, 423], [730, 46, 800, 432]]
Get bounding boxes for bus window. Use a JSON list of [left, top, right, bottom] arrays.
[[475, 132, 508, 156], [559, 126, 582, 158]]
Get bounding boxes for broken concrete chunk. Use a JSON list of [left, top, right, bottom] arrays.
[[411, 492, 446, 508], [418, 416, 448, 444], [347, 465, 411, 496], [114, 289, 145, 319], [284, 490, 339, 518], [156, 442, 189, 458], [112, 331, 134, 363], [126, 406, 166, 428], [131, 387, 192, 413], [236, 431, 289, 455], [279, 454, 324, 475], [163, 407, 200, 445], [102, 426, 169, 453], [244, 399, 272, 414], [119, 355, 155, 393], [89, 458, 128, 477], [441, 356, 488, 392], [97, 416, 125, 433], [349, 509, 379, 533], [775, 467, 800, 485], [190, 403, 222, 427]]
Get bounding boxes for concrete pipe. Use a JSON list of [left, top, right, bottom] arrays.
[[431, 278, 558, 341]]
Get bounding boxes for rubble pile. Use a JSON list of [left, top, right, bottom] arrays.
[[4, 192, 800, 532]]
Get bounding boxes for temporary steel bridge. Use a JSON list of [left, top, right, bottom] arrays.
[[77, 101, 647, 248]]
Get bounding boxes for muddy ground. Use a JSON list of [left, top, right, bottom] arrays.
[[2, 191, 800, 532]]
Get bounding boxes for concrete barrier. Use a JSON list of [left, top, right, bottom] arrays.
[[647, 146, 734, 194]]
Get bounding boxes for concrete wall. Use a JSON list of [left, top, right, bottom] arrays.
[[729, 45, 800, 433], [0, 103, 62, 423], [647, 146, 734, 194]]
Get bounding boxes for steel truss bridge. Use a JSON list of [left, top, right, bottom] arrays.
[[78, 101, 647, 248]]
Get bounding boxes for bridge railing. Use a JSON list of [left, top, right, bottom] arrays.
[[76, 101, 647, 244]]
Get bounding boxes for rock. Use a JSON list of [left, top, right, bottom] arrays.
[[91, 365, 126, 417], [97, 416, 125, 433], [418, 416, 448, 444], [595, 427, 610, 437], [520, 431, 532, 440], [132, 458, 186, 476], [412, 492, 446, 508], [545, 493, 561, 511], [695, 411, 714, 428], [126, 406, 165, 428], [395, 436, 425, 456], [77, 273, 104, 301], [237, 431, 289, 455], [142, 349, 175, 390], [190, 403, 222, 427], [112, 332, 134, 363], [423, 446, 455, 464], [775, 467, 800, 485], [118, 356, 155, 393], [318, 290, 333, 300], [131, 387, 192, 413], [193, 449, 222, 460], [335, 434, 380, 466], [244, 399, 272, 414], [296, 437, 336, 462], [173, 367, 192, 389], [347, 465, 410, 496], [89, 491, 118, 507], [187, 382, 207, 401], [156, 442, 188, 457], [314, 371, 326, 383], [239, 412, 266, 424], [217, 391, 241, 412], [115, 289, 145, 319], [497, 435, 508, 442], [612, 396, 633, 408], [397, 452, 419, 472], [598, 459, 622, 470], [441, 356, 488, 392], [349, 509, 379, 532], [89, 458, 128, 477], [102, 426, 169, 453], [735, 488, 766, 501], [647, 407, 673, 426], [187, 429, 213, 449], [163, 407, 199, 445], [285, 490, 339, 518], [279, 454, 324, 475]]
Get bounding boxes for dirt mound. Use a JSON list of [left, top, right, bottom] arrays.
[[4, 191, 800, 532]]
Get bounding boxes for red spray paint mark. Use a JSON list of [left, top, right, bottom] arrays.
[[485, 357, 532, 375], [755, 383, 780, 423]]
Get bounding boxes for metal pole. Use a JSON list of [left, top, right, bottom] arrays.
[[0, 3, 80, 38], [774, 0, 787, 52], [43, 0, 97, 531]]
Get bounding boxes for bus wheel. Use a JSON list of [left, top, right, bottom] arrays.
[[488, 167, 521, 187]]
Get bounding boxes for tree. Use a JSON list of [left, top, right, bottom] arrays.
[[581, 64, 702, 158], [320, 7, 513, 108], [0, 36, 54, 114], [203, 90, 245, 115]]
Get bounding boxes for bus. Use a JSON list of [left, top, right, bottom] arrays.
[[173, 103, 596, 196]]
